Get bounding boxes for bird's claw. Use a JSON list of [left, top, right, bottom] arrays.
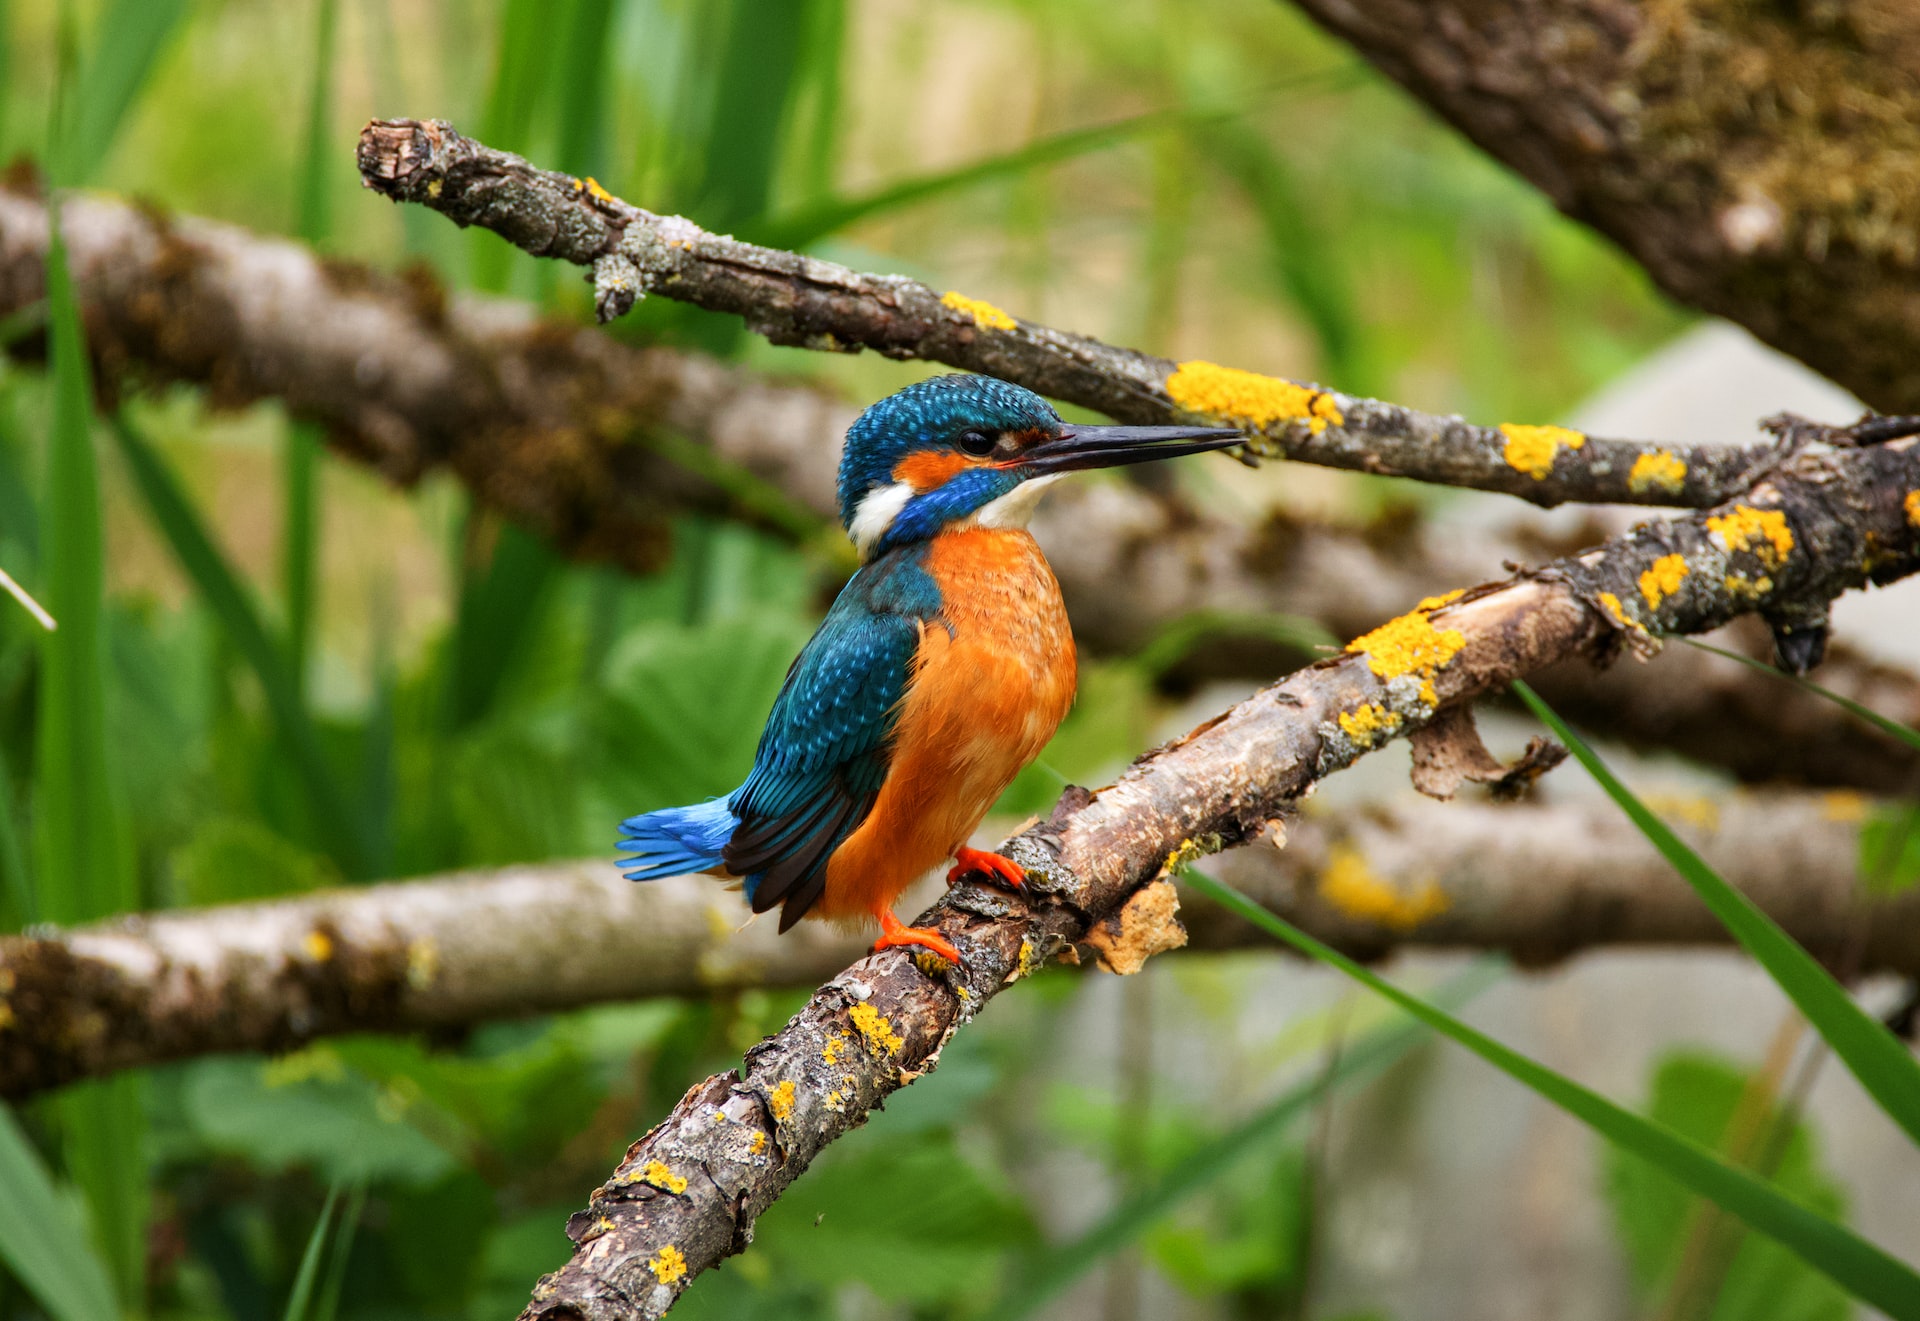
[[946, 846, 1026, 894], [873, 910, 963, 966]]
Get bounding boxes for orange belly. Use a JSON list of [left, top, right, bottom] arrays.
[[815, 528, 1076, 923]]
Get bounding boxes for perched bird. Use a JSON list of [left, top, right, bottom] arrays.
[[618, 374, 1240, 962]]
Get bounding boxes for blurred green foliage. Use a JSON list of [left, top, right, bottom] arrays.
[[1, 0, 1895, 1317]]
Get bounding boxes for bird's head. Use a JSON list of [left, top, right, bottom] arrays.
[[836, 374, 1242, 559]]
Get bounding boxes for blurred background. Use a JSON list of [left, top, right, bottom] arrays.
[[0, 0, 1913, 1318]]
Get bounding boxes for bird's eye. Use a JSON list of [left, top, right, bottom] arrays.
[[958, 430, 995, 457]]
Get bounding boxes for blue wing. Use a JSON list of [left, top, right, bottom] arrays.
[[723, 553, 940, 930]]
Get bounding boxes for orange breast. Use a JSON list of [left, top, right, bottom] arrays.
[[815, 528, 1076, 923]]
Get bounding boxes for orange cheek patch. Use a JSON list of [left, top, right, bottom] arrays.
[[893, 450, 978, 491]]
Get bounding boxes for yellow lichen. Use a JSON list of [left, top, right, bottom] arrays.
[[1821, 790, 1869, 823], [1647, 794, 1721, 833], [406, 937, 439, 989], [1629, 450, 1688, 496], [1165, 360, 1343, 435], [1723, 572, 1775, 599], [649, 1245, 688, 1286], [1707, 505, 1794, 567], [1317, 845, 1447, 931], [1906, 490, 1920, 527], [822, 1032, 851, 1066], [1415, 589, 1465, 612], [824, 1089, 845, 1111], [768, 1080, 795, 1122], [749, 1131, 768, 1155], [1638, 554, 1690, 610], [1337, 702, 1403, 749], [1161, 837, 1209, 878], [849, 1002, 904, 1056], [425, 178, 442, 200], [584, 177, 614, 204], [638, 1161, 688, 1195], [302, 929, 333, 962], [1596, 591, 1636, 630], [1498, 423, 1585, 479], [940, 290, 1016, 331], [1344, 605, 1467, 707]]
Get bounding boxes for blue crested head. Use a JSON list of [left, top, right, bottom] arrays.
[[835, 374, 1244, 560]]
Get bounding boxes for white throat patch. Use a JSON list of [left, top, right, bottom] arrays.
[[849, 481, 914, 558], [970, 473, 1062, 529]]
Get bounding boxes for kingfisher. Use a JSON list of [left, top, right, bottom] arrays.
[[617, 375, 1240, 963]]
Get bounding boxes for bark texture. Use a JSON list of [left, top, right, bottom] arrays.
[[3, 787, 1912, 1100], [1285, 0, 1920, 413], [356, 118, 1786, 510]]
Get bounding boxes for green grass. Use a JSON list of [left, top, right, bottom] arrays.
[[1180, 867, 1920, 1319], [1515, 680, 1920, 1147]]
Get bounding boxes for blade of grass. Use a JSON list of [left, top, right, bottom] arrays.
[[283, 0, 340, 703], [38, 202, 147, 1311], [1681, 637, 1920, 754], [281, 1182, 342, 1321], [1514, 679, 1920, 1145], [999, 959, 1501, 1320], [310, 1181, 366, 1321], [441, 518, 557, 732], [1130, 608, 1336, 682], [0, 740, 33, 928], [0, 1104, 118, 1321], [64, 0, 189, 183], [755, 66, 1364, 252], [108, 413, 374, 877], [1180, 867, 1920, 1319], [553, 0, 615, 180], [470, 0, 563, 291]]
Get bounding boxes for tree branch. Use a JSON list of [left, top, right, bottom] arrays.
[[354, 117, 1784, 511], [508, 436, 1920, 1317], [2, 787, 1912, 1101], [1282, 0, 1920, 416], [5, 185, 1914, 793]]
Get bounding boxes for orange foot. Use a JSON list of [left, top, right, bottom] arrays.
[[873, 907, 962, 965], [946, 846, 1026, 893]]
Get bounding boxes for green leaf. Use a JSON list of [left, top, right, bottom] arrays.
[[1514, 680, 1920, 1147], [592, 615, 815, 811], [1859, 803, 1920, 899], [553, 0, 616, 179], [0, 1104, 119, 1321], [1606, 1052, 1849, 1321], [1180, 867, 1920, 1320], [1683, 638, 1920, 754], [62, 0, 189, 184], [170, 815, 338, 907], [281, 1182, 342, 1321], [182, 1056, 454, 1187], [107, 414, 373, 877], [37, 204, 147, 1310], [754, 1129, 1035, 1305], [999, 962, 1497, 1319], [441, 520, 559, 733]]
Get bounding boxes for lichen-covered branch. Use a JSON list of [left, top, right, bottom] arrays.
[[515, 435, 1920, 1319], [354, 117, 1787, 511], [1283, 0, 1920, 416], [6, 185, 1914, 794], [2, 786, 1911, 1101]]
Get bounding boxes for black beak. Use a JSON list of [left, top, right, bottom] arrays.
[[1014, 423, 1245, 475]]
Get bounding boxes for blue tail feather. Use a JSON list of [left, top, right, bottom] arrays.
[[618, 798, 739, 882]]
